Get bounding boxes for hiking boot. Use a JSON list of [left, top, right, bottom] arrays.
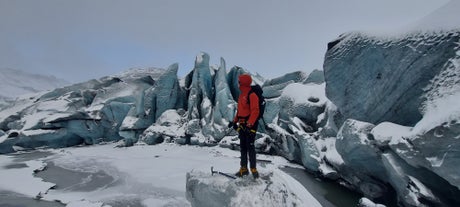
[[251, 168, 259, 179], [235, 167, 249, 177]]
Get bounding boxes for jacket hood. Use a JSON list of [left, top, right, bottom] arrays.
[[238, 74, 252, 87]]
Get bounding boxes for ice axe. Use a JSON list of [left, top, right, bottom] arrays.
[[211, 166, 237, 179]]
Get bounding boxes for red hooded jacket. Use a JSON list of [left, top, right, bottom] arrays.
[[233, 74, 260, 127]]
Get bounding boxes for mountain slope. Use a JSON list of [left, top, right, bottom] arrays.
[[0, 68, 70, 108], [0, 68, 70, 98]]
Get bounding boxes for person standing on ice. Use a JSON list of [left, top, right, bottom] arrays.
[[228, 73, 259, 179]]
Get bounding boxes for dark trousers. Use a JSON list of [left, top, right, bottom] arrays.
[[239, 130, 256, 169]]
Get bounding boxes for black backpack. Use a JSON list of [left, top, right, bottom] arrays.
[[247, 84, 265, 121]]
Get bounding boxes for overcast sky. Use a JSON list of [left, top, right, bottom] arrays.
[[0, 0, 451, 83]]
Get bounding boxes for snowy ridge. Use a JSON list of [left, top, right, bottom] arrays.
[[0, 68, 69, 99], [0, 68, 69, 110]]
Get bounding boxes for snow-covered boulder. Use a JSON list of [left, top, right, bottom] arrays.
[[279, 83, 327, 129], [140, 109, 186, 145], [185, 169, 321, 207]]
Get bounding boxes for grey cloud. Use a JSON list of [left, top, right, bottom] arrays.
[[0, 0, 450, 82]]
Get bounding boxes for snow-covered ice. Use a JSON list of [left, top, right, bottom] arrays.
[[0, 142, 322, 207]]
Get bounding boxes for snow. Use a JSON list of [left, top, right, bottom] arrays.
[[413, 91, 460, 136], [21, 129, 58, 136], [157, 110, 182, 123], [358, 197, 386, 207], [321, 137, 344, 166], [413, 36, 460, 136], [371, 122, 412, 145], [141, 197, 188, 207], [196, 53, 204, 64], [0, 143, 321, 206], [231, 170, 321, 207], [141, 110, 186, 140], [186, 168, 321, 207], [120, 116, 139, 128], [66, 200, 107, 207], [282, 83, 326, 106], [407, 176, 436, 200], [426, 153, 447, 168]]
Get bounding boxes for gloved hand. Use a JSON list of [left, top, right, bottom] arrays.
[[246, 123, 256, 134], [228, 122, 238, 130], [233, 123, 238, 130]]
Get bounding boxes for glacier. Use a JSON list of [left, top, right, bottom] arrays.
[[323, 29, 460, 206], [1, 29, 460, 207], [324, 30, 460, 126]]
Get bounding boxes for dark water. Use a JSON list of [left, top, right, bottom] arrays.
[[282, 167, 362, 207]]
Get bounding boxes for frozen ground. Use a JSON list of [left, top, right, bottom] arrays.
[[0, 142, 326, 207]]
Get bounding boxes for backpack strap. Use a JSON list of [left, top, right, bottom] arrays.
[[246, 87, 254, 105]]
